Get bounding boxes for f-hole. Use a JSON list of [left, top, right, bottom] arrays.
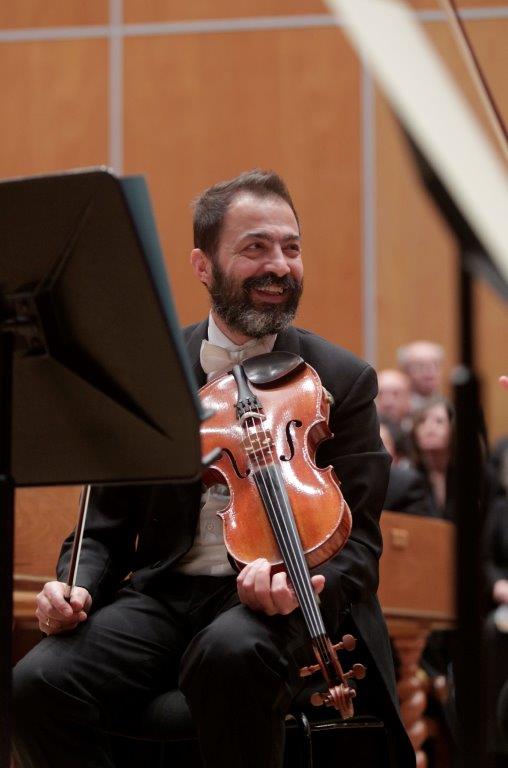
[[280, 420, 302, 461], [222, 448, 250, 479]]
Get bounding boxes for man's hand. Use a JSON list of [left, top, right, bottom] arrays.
[[236, 558, 325, 616], [500, 376, 508, 391], [35, 581, 92, 635]]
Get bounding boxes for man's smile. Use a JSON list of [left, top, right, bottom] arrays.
[[250, 285, 287, 303]]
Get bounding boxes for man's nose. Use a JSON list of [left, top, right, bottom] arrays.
[[266, 245, 291, 276]]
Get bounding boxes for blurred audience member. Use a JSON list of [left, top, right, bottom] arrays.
[[377, 369, 412, 425], [376, 370, 413, 464], [411, 395, 454, 520], [380, 418, 429, 516], [397, 341, 444, 411]]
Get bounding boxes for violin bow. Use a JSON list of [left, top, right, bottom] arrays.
[[64, 484, 91, 599], [437, 0, 508, 164]]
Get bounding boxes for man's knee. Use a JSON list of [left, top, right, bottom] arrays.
[[13, 641, 95, 726], [180, 608, 293, 704], [13, 650, 53, 718]]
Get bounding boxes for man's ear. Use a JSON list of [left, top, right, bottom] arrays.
[[190, 248, 212, 287]]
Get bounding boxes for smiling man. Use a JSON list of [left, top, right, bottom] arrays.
[[13, 170, 414, 768]]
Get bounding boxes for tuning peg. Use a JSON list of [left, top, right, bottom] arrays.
[[344, 663, 367, 680], [332, 633, 356, 652], [299, 662, 321, 678], [310, 692, 327, 707]]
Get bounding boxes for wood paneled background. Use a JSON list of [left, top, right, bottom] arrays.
[[1, 0, 506, 576]]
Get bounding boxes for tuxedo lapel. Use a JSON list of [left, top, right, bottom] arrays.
[[273, 326, 301, 356]]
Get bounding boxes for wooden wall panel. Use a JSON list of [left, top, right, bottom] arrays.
[[0, 2, 107, 29], [124, 0, 326, 24], [15, 488, 80, 578], [0, 39, 108, 178], [124, 28, 363, 352], [375, 91, 459, 378]]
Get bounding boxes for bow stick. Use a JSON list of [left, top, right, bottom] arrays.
[[438, 0, 508, 164], [64, 484, 91, 599]]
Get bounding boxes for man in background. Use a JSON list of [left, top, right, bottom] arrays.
[[397, 340, 444, 411]]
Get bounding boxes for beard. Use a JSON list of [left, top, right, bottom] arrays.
[[208, 264, 303, 339]]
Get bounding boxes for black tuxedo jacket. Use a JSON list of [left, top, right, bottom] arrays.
[[57, 320, 414, 765], [384, 465, 430, 517]]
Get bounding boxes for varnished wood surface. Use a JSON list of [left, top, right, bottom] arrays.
[[200, 364, 351, 568], [14, 487, 81, 578], [0, 38, 108, 178], [124, 0, 325, 23], [378, 511, 455, 626], [0, 1, 107, 29]]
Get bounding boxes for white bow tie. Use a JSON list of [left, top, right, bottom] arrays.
[[200, 338, 268, 375]]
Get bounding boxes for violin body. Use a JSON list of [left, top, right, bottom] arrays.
[[199, 360, 351, 572]]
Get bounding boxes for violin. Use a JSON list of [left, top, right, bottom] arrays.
[[199, 351, 366, 718]]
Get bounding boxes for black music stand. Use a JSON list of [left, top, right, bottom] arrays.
[[0, 168, 205, 768]]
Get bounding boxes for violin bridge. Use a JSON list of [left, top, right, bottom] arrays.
[[242, 427, 274, 458]]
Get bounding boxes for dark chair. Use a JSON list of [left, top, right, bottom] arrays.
[[108, 687, 391, 768]]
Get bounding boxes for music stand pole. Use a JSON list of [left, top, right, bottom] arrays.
[[451, 253, 486, 768], [0, 331, 14, 768]]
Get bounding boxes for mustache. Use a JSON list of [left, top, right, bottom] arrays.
[[242, 273, 302, 293]]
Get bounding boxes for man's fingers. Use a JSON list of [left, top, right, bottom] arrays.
[[238, 559, 275, 613], [238, 564, 326, 617], [42, 582, 74, 617], [68, 586, 92, 613], [311, 574, 326, 594], [253, 561, 277, 615], [271, 571, 298, 615], [36, 581, 92, 636]]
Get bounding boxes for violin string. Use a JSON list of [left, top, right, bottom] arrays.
[[249, 385, 340, 669], [241, 396, 328, 653], [240, 408, 320, 635], [245, 404, 331, 664]]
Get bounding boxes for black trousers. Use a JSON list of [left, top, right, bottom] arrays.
[[13, 573, 328, 768]]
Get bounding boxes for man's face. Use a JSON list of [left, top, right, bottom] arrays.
[[193, 193, 303, 340], [376, 370, 411, 422], [406, 345, 443, 396]]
